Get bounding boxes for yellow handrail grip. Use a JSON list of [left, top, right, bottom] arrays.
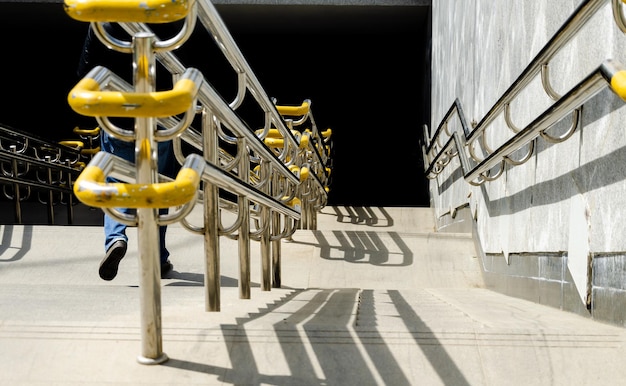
[[74, 165, 201, 208], [263, 137, 285, 148], [68, 78, 198, 118], [266, 128, 283, 138], [73, 126, 100, 136], [275, 101, 310, 117], [300, 166, 309, 181], [285, 197, 301, 208], [63, 0, 190, 23], [299, 133, 309, 149], [81, 147, 101, 155], [611, 70, 626, 101], [59, 140, 84, 149], [321, 128, 332, 138]]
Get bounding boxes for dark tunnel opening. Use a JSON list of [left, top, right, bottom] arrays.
[[0, 1, 431, 207]]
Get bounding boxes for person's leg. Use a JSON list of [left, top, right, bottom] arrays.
[[99, 130, 134, 280]]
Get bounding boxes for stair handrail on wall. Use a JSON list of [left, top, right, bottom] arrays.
[[424, 0, 626, 186]]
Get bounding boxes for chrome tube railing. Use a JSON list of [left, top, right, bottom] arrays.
[[65, 0, 332, 365], [117, 1, 332, 305], [0, 124, 85, 224], [424, 0, 626, 186]]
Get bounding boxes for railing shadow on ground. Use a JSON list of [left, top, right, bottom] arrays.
[[329, 205, 394, 227], [0, 224, 33, 263], [285, 229, 414, 268], [160, 288, 470, 386]]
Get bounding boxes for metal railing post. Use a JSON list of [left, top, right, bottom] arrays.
[[203, 110, 221, 312], [132, 32, 168, 365]]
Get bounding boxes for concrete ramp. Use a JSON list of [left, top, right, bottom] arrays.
[[1, 206, 626, 385]]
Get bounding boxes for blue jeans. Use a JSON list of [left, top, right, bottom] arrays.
[[101, 130, 176, 265]]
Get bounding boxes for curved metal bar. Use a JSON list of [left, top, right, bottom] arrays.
[[0, 137, 27, 153], [96, 116, 136, 142], [612, 0, 626, 33], [229, 72, 247, 110], [64, 0, 192, 23], [468, 176, 486, 186], [219, 148, 240, 173], [153, 3, 197, 52], [180, 215, 205, 235], [102, 207, 137, 226], [119, 23, 302, 189], [195, 1, 301, 151], [479, 131, 494, 154], [33, 147, 61, 163], [74, 152, 204, 209], [218, 199, 245, 236], [467, 136, 484, 163], [68, 66, 203, 118], [504, 103, 522, 133], [157, 194, 198, 226], [467, 0, 609, 143], [254, 111, 273, 141], [540, 63, 582, 143], [281, 216, 298, 240], [81, 1, 197, 53], [269, 214, 295, 241], [481, 161, 505, 182], [465, 61, 618, 183], [91, 21, 133, 53], [249, 206, 270, 239], [540, 108, 580, 143], [154, 103, 199, 141], [504, 140, 535, 166], [541, 63, 562, 100]]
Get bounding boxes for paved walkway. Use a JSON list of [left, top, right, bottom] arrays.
[[1, 206, 625, 385]]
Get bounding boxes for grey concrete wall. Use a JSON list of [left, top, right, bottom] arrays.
[[429, 0, 626, 325]]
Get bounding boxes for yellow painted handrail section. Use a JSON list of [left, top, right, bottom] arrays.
[[73, 126, 100, 136], [68, 67, 203, 118], [610, 70, 626, 101], [64, 0, 190, 23], [275, 101, 310, 117], [74, 152, 204, 208]]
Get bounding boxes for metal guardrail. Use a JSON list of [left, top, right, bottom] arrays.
[[64, 0, 333, 365], [0, 123, 88, 224], [424, 0, 626, 186]]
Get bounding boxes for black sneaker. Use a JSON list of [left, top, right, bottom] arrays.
[[99, 240, 127, 281], [161, 260, 174, 279]]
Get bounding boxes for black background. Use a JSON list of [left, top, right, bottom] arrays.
[[0, 1, 431, 207]]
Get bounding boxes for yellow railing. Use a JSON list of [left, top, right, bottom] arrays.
[[65, 0, 333, 366]]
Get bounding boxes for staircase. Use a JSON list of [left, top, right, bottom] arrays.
[[1, 206, 626, 385]]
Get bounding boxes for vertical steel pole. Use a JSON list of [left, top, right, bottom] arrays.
[[238, 137, 250, 299], [45, 156, 55, 224], [203, 111, 221, 311], [133, 32, 167, 365], [271, 210, 281, 288], [259, 160, 271, 291], [10, 145, 22, 224], [65, 159, 74, 225]]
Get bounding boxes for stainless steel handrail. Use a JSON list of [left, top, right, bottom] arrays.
[[425, 0, 626, 186], [66, 0, 332, 365], [0, 146, 81, 224], [468, 0, 609, 144], [465, 60, 625, 183]]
